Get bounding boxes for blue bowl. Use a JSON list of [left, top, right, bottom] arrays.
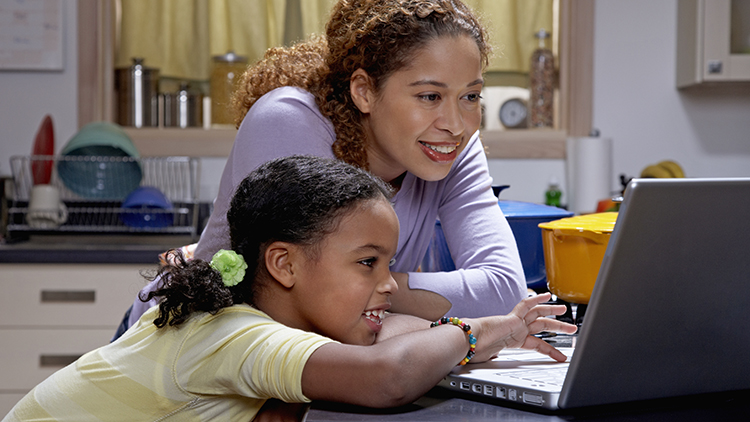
[[119, 186, 173, 228]]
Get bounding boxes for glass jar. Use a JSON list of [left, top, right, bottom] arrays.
[[209, 51, 248, 127], [529, 29, 555, 128]]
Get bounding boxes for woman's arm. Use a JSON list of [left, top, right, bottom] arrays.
[[397, 134, 527, 319], [301, 294, 575, 408]]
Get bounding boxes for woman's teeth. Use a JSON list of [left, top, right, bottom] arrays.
[[421, 142, 458, 154], [363, 309, 385, 324]]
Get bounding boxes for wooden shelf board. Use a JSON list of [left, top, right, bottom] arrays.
[[125, 127, 566, 160], [481, 129, 566, 159], [125, 128, 236, 157]]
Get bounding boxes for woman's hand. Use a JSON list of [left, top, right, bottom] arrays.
[[467, 293, 577, 363]]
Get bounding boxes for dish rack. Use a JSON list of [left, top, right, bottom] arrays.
[[6, 155, 201, 239]]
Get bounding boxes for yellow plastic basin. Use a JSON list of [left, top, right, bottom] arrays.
[[538, 212, 618, 304]]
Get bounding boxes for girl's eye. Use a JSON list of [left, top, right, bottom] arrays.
[[359, 258, 377, 268], [420, 93, 440, 102], [389, 258, 396, 267]]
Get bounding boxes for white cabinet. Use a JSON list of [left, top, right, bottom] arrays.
[[0, 264, 148, 416], [677, 0, 750, 87]]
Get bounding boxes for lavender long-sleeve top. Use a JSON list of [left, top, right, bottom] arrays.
[[130, 86, 525, 326]]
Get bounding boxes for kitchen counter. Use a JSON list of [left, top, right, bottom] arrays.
[[0, 234, 194, 264]]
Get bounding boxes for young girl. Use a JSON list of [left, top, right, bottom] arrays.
[[118, 0, 528, 337], [4, 156, 575, 421]]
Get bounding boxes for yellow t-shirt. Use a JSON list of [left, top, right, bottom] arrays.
[[4, 305, 336, 421]]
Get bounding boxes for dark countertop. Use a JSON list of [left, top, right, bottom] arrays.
[[0, 234, 195, 264], [307, 387, 750, 421]]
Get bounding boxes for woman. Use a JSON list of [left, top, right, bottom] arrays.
[[123, 0, 525, 332]]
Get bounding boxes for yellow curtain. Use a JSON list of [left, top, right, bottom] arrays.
[[116, 0, 331, 81], [300, 0, 336, 36], [465, 0, 554, 73], [116, 0, 211, 80], [115, 0, 550, 80]]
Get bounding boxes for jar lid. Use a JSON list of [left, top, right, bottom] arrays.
[[538, 212, 618, 234], [212, 50, 248, 63], [116, 57, 159, 71]]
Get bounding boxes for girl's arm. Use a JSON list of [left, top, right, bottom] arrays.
[[301, 293, 576, 408], [374, 313, 431, 343]]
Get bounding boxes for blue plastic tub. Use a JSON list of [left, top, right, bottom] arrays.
[[421, 200, 573, 290], [498, 200, 573, 289]]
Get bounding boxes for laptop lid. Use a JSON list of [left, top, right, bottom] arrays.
[[558, 177, 750, 408], [440, 178, 750, 410]]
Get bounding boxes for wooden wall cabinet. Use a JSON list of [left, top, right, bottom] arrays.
[[677, 0, 750, 87]]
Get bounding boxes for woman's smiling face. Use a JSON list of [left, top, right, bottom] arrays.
[[356, 34, 484, 183]]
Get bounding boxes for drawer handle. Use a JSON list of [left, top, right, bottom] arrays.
[[40, 290, 96, 303], [40, 354, 81, 367]]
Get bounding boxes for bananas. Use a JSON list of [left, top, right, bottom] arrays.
[[640, 160, 685, 178], [658, 160, 685, 178]]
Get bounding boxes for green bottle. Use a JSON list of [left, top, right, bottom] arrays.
[[545, 177, 562, 208]]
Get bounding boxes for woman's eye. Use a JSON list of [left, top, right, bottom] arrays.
[[420, 93, 440, 102], [465, 93, 482, 102], [389, 258, 396, 267]]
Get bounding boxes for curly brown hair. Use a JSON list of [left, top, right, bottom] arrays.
[[232, 0, 490, 170]]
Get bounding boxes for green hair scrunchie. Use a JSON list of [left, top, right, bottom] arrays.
[[210, 249, 248, 287]]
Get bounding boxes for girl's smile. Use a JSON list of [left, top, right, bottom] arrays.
[[362, 308, 387, 333]]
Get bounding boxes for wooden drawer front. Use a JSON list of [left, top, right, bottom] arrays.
[[0, 264, 149, 327], [0, 328, 114, 390]]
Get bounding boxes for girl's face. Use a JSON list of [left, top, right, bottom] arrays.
[[289, 198, 400, 345], [357, 35, 484, 183]]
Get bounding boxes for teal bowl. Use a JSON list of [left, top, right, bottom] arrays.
[[57, 122, 143, 199]]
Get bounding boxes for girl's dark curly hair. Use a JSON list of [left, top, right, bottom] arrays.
[[142, 155, 393, 327], [232, 0, 490, 170]]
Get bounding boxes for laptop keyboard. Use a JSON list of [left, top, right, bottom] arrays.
[[504, 367, 568, 386]]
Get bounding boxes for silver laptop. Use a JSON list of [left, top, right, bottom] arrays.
[[439, 177, 750, 410]]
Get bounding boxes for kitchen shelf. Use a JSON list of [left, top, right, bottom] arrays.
[[125, 127, 236, 157], [124, 127, 566, 159], [481, 129, 566, 159]]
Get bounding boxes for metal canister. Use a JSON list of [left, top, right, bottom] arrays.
[[210, 51, 247, 127], [115, 58, 160, 128], [163, 83, 203, 128]]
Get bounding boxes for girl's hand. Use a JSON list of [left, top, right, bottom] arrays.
[[467, 293, 577, 363]]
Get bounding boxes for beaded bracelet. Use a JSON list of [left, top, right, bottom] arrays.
[[430, 317, 477, 366]]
